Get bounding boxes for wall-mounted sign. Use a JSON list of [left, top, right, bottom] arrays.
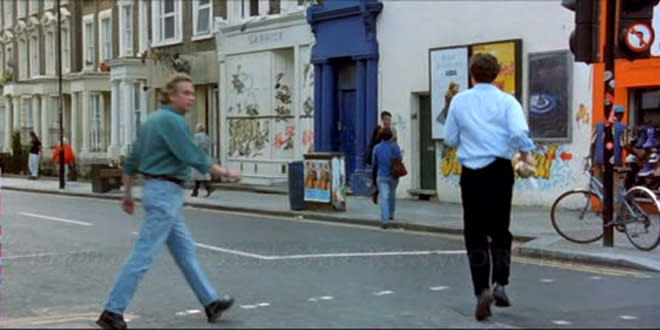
[[470, 39, 523, 102], [428, 46, 469, 140]]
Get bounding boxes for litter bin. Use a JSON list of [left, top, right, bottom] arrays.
[[90, 164, 123, 193], [288, 161, 305, 210]]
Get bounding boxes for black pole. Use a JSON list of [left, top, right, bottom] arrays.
[[57, 0, 64, 190], [602, 0, 617, 247]]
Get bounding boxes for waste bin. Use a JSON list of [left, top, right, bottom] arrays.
[[288, 161, 305, 210]]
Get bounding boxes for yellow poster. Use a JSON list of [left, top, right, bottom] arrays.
[[471, 41, 517, 96]]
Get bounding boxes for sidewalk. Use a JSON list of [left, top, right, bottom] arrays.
[[2, 175, 658, 272]]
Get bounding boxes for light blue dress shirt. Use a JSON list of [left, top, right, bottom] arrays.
[[443, 83, 535, 170]]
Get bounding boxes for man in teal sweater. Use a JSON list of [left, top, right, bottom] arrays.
[[97, 73, 241, 330]]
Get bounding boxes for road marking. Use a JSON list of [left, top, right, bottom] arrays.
[[512, 256, 644, 277], [265, 250, 465, 260], [19, 212, 93, 226], [308, 298, 319, 302], [175, 309, 201, 316], [540, 278, 555, 283], [1, 312, 138, 327], [619, 315, 637, 320], [634, 274, 654, 279], [552, 320, 573, 326], [320, 296, 334, 300], [590, 276, 603, 280], [256, 302, 270, 307], [195, 243, 271, 260], [430, 286, 449, 291], [373, 290, 394, 296], [309, 296, 334, 302], [240, 305, 258, 309]]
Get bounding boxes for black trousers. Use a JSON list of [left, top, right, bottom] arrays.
[[192, 181, 212, 196], [459, 158, 514, 297]]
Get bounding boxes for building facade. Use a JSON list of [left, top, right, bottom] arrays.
[[215, 0, 314, 185], [377, 1, 594, 206]]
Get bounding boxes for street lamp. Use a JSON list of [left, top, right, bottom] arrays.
[[57, 0, 64, 190]]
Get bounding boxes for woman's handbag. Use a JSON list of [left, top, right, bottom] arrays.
[[392, 158, 408, 178]]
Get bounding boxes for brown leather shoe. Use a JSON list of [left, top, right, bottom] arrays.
[[475, 289, 493, 321]]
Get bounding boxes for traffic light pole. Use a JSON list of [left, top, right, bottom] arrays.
[[57, 0, 65, 190], [602, 0, 617, 247]]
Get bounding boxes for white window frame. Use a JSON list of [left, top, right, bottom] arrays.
[[99, 10, 112, 62], [4, 1, 14, 29], [138, 0, 148, 54], [17, 0, 27, 18], [151, 0, 183, 47], [192, 0, 213, 40], [29, 0, 39, 15], [45, 29, 55, 75], [118, 2, 134, 57], [29, 33, 39, 78], [61, 22, 71, 73], [90, 93, 104, 152], [82, 14, 95, 70]]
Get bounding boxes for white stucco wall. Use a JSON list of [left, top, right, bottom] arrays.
[[377, 1, 595, 206]]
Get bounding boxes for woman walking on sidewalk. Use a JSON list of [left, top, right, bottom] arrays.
[[190, 123, 215, 197], [443, 53, 536, 322], [28, 131, 42, 179], [371, 127, 402, 229], [97, 73, 242, 330]]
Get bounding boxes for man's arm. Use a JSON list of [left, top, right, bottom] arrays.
[[161, 117, 215, 174], [507, 98, 536, 164], [443, 99, 460, 147]]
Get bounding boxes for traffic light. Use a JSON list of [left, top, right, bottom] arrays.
[[617, 0, 660, 60], [562, 0, 602, 63]]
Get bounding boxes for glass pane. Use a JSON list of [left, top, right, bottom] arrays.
[[250, 0, 259, 16], [199, 0, 210, 5], [269, 0, 281, 14], [197, 8, 210, 33], [164, 0, 175, 13], [164, 16, 175, 39]]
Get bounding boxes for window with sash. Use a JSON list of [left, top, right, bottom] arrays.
[[83, 18, 95, 67], [151, 0, 182, 46], [90, 94, 104, 152], [193, 0, 212, 37], [29, 34, 39, 77], [120, 3, 134, 56], [100, 16, 112, 61]]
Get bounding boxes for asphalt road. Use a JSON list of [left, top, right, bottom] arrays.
[[1, 190, 659, 328]]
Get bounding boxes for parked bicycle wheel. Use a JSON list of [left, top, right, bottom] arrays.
[[551, 189, 604, 244], [621, 186, 660, 251]]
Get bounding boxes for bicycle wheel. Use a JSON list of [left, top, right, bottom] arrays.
[[621, 186, 660, 251], [551, 189, 604, 244]]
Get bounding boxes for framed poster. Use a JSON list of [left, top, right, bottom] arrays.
[[528, 50, 572, 142], [429, 46, 470, 139], [470, 39, 523, 101]]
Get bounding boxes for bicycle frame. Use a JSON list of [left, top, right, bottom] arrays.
[[588, 174, 640, 226]]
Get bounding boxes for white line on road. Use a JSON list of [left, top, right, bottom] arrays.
[[19, 212, 93, 226], [430, 286, 449, 291], [319, 296, 334, 301], [265, 250, 465, 260], [540, 278, 555, 283], [373, 290, 394, 296], [619, 315, 637, 320], [256, 302, 271, 307], [552, 320, 573, 326], [240, 305, 258, 309], [195, 243, 271, 260], [590, 276, 603, 280]]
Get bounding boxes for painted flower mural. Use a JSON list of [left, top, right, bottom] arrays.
[[228, 119, 270, 158], [273, 125, 296, 151]]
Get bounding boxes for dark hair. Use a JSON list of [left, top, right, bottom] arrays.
[[470, 53, 501, 83], [380, 111, 392, 119], [378, 127, 394, 141], [30, 131, 37, 139]]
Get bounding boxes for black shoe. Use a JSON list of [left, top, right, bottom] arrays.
[[493, 284, 511, 307], [191, 192, 198, 197], [475, 290, 493, 321], [381, 223, 389, 230], [205, 296, 235, 323], [96, 310, 127, 330], [205, 187, 215, 198]]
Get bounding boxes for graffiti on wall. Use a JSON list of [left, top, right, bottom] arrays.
[[228, 119, 270, 158], [229, 65, 260, 116], [575, 103, 590, 127], [439, 143, 576, 191], [302, 62, 314, 116], [273, 125, 296, 151], [274, 72, 292, 121]]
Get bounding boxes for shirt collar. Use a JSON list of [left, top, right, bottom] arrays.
[[162, 104, 184, 116], [473, 83, 498, 90]]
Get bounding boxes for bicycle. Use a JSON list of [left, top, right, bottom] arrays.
[[550, 158, 660, 251]]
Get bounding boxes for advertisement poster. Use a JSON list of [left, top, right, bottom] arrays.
[[528, 51, 572, 141], [653, 4, 660, 56], [470, 40, 521, 100], [304, 159, 331, 202], [429, 46, 469, 139]]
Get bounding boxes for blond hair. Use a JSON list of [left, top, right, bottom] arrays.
[[195, 123, 205, 132], [160, 73, 193, 105]]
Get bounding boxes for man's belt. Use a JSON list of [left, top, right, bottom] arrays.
[[140, 172, 184, 186]]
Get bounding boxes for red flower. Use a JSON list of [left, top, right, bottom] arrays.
[[286, 126, 296, 137], [273, 132, 286, 149]]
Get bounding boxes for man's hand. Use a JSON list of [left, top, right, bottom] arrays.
[[520, 152, 536, 166], [209, 164, 242, 180], [122, 197, 135, 215], [226, 169, 242, 180]]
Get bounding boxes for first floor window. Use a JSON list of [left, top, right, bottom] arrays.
[[23, 99, 33, 130], [193, 0, 212, 36], [62, 27, 71, 73]]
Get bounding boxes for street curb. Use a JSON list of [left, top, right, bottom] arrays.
[[4, 185, 536, 243], [514, 236, 660, 273]]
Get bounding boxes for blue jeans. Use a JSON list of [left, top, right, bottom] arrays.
[[105, 179, 219, 315], [377, 177, 398, 222]]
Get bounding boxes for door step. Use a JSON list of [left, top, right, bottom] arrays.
[[408, 188, 437, 201]]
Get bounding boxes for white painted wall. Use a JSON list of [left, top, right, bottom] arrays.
[[377, 1, 595, 206]]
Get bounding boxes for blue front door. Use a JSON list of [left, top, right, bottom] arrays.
[[339, 89, 356, 184]]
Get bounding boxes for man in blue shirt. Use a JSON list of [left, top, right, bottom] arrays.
[[444, 53, 535, 322], [97, 73, 242, 330]]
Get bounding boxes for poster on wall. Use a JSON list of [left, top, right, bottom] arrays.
[[304, 159, 331, 202], [429, 46, 470, 139], [653, 4, 660, 56], [527, 50, 572, 142], [470, 39, 522, 101]]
